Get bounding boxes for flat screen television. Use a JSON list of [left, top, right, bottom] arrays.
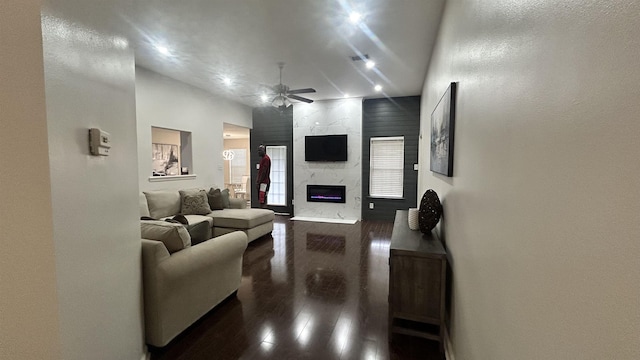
[[305, 134, 348, 161]]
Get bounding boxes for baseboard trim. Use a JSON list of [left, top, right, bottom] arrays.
[[290, 216, 358, 224], [444, 325, 455, 360]]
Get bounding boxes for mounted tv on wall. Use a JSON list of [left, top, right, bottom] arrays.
[[305, 134, 348, 161]]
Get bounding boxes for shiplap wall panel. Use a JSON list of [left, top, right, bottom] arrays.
[[362, 96, 421, 221]]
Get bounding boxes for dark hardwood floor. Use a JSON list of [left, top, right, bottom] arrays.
[[149, 215, 442, 360]]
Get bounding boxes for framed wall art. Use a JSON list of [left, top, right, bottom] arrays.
[[430, 82, 457, 177], [152, 143, 180, 176]]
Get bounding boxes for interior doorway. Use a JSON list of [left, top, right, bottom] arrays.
[[266, 145, 287, 207], [223, 123, 251, 206], [257, 141, 292, 215]]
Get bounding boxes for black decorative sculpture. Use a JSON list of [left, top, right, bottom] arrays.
[[418, 189, 442, 233]]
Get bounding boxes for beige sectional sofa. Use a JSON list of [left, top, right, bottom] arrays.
[[140, 187, 274, 243], [139, 187, 275, 347]]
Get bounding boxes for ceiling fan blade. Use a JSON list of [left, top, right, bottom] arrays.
[[288, 94, 314, 103], [287, 88, 316, 95]]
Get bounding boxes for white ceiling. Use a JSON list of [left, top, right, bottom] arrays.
[[129, 0, 445, 107]]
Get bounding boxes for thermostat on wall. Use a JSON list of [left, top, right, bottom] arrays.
[[89, 128, 111, 156]]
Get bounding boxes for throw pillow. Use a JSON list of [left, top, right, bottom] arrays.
[[221, 188, 231, 208], [141, 220, 191, 254], [179, 189, 212, 215], [207, 188, 224, 210], [144, 190, 181, 219], [185, 221, 210, 246]]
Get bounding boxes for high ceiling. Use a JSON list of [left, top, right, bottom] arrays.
[[129, 0, 445, 107]]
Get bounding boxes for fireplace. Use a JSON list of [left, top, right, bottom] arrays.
[[307, 185, 346, 203]]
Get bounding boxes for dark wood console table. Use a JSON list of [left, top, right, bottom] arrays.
[[389, 210, 447, 354]]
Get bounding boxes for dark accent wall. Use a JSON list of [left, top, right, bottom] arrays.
[[250, 106, 294, 214], [362, 96, 421, 221]]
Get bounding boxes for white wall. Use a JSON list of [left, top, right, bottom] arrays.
[[418, 1, 640, 359], [0, 1, 61, 358], [41, 1, 144, 359], [293, 99, 362, 221], [136, 67, 252, 191]]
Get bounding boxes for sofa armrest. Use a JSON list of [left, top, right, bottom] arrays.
[[141, 231, 248, 346], [229, 197, 247, 209], [157, 231, 247, 281], [141, 239, 171, 268]]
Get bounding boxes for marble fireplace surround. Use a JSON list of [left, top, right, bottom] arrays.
[[292, 98, 362, 223]]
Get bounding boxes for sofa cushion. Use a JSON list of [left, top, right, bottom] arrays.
[[207, 188, 224, 210], [140, 193, 150, 218], [141, 220, 191, 254], [144, 190, 181, 219], [157, 215, 212, 244], [184, 221, 211, 246], [180, 189, 211, 215], [181, 215, 214, 227], [228, 197, 247, 209], [209, 208, 274, 229]]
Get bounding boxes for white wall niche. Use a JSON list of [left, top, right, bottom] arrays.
[[150, 126, 194, 180]]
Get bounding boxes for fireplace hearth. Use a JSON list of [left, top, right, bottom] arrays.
[[307, 185, 346, 204]]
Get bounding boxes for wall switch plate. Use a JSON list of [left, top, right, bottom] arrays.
[[414, 163, 419, 170], [369, 202, 374, 209]]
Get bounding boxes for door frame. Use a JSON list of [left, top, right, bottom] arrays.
[[250, 140, 293, 215]]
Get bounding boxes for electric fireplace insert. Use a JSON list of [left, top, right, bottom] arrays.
[[307, 185, 346, 203]]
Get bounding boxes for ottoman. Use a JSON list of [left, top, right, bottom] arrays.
[[209, 208, 274, 243]]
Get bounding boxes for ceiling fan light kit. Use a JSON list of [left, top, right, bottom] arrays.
[[267, 62, 316, 108], [271, 95, 292, 108]]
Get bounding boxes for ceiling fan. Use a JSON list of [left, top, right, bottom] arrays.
[[265, 62, 316, 108]]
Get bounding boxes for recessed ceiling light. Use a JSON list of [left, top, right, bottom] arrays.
[[374, 84, 382, 92], [315, 122, 320, 125], [261, 94, 269, 103], [349, 12, 362, 24], [365, 60, 375, 69], [113, 38, 129, 49], [223, 77, 232, 86], [155, 45, 171, 56]]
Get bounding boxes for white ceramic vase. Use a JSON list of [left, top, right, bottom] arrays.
[[407, 208, 420, 230]]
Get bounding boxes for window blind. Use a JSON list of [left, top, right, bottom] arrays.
[[369, 136, 404, 198]]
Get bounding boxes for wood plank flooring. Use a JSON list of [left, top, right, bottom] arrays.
[[149, 216, 442, 360]]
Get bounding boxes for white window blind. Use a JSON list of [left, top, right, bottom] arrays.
[[369, 136, 404, 198]]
